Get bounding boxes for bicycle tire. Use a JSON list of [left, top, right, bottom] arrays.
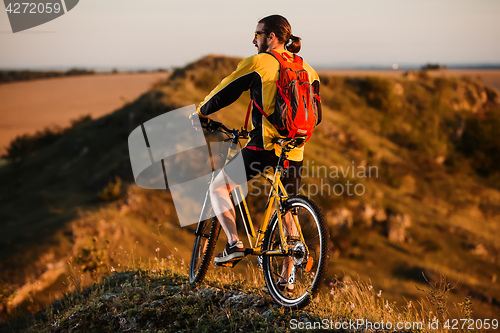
[[262, 195, 330, 309], [188, 217, 221, 284]]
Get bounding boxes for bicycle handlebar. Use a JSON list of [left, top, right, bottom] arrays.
[[198, 116, 305, 149], [201, 118, 248, 140], [271, 136, 306, 148]]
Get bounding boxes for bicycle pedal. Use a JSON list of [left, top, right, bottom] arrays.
[[214, 258, 242, 268], [277, 281, 295, 293]]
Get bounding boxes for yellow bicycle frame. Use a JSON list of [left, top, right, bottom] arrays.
[[231, 163, 309, 258]]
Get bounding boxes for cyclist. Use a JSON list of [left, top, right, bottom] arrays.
[[195, 15, 322, 274]]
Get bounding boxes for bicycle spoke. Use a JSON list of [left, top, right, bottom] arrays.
[[262, 196, 329, 308]]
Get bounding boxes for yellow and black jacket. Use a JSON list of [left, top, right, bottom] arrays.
[[197, 49, 321, 162]]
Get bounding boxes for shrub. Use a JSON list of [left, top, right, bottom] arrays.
[[98, 176, 123, 201], [0, 69, 95, 84], [2, 114, 92, 162], [347, 76, 397, 112], [2, 126, 65, 162], [458, 110, 500, 177]]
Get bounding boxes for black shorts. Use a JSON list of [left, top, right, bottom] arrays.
[[225, 147, 303, 196]]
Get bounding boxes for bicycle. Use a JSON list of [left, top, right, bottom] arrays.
[[188, 118, 330, 309]]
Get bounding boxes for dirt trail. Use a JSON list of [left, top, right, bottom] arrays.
[[0, 72, 169, 154]]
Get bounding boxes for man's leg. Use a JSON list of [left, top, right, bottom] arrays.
[[210, 147, 272, 245], [279, 213, 298, 285], [209, 169, 238, 245], [210, 147, 276, 263], [279, 162, 303, 289], [210, 168, 246, 264]]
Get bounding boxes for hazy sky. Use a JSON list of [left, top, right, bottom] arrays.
[[1, 0, 499, 69]]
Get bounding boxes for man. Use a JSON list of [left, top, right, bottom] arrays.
[[196, 15, 322, 268]]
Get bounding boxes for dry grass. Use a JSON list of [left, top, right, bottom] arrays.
[[1, 253, 482, 333]]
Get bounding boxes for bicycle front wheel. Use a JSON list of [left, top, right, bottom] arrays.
[[262, 195, 330, 309], [189, 217, 221, 284]]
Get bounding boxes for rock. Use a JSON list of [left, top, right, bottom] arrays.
[[103, 293, 119, 301], [249, 296, 268, 309], [471, 244, 489, 258], [357, 203, 376, 227], [151, 300, 163, 307], [386, 213, 412, 243], [327, 208, 353, 229], [435, 156, 445, 164], [299, 312, 313, 322], [262, 309, 273, 318], [197, 287, 221, 301], [373, 208, 387, 223], [224, 293, 247, 308]]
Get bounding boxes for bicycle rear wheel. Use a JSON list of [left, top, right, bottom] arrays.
[[189, 217, 221, 284], [262, 195, 330, 309]]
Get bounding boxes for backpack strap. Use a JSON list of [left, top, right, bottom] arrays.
[[267, 50, 286, 65], [244, 100, 252, 130], [244, 99, 267, 131], [267, 50, 303, 67], [244, 50, 303, 131]]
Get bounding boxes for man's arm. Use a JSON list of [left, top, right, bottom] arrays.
[[197, 56, 261, 116], [303, 61, 322, 126], [312, 80, 322, 126]]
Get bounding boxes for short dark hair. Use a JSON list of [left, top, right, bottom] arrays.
[[259, 15, 301, 53]]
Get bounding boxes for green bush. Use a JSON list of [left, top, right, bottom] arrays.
[[2, 114, 92, 162], [347, 76, 396, 112], [458, 110, 500, 177], [3, 126, 65, 162]]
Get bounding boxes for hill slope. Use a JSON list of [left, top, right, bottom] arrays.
[[0, 55, 499, 323], [2, 263, 473, 333]]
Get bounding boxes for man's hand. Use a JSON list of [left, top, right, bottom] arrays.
[[189, 112, 210, 131]]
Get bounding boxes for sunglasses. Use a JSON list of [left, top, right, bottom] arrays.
[[254, 31, 266, 39]]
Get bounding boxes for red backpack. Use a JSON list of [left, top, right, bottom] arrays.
[[245, 50, 320, 140]]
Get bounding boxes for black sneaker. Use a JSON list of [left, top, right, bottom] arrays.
[[277, 281, 294, 293], [214, 241, 245, 264]]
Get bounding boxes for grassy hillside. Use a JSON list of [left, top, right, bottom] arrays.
[[0, 55, 499, 326], [1, 258, 475, 333]]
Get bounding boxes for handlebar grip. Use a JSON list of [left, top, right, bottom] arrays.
[[271, 137, 291, 145], [271, 136, 306, 147], [206, 120, 222, 132], [294, 137, 306, 146]]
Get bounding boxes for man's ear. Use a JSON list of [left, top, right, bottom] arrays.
[[268, 32, 276, 41]]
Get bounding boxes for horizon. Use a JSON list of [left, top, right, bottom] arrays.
[[2, 61, 500, 72]]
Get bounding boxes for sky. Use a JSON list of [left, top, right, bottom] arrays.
[[0, 0, 499, 70]]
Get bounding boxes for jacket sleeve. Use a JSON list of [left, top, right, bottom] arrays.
[[197, 57, 261, 116]]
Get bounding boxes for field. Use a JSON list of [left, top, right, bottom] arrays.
[[0, 72, 169, 155]]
